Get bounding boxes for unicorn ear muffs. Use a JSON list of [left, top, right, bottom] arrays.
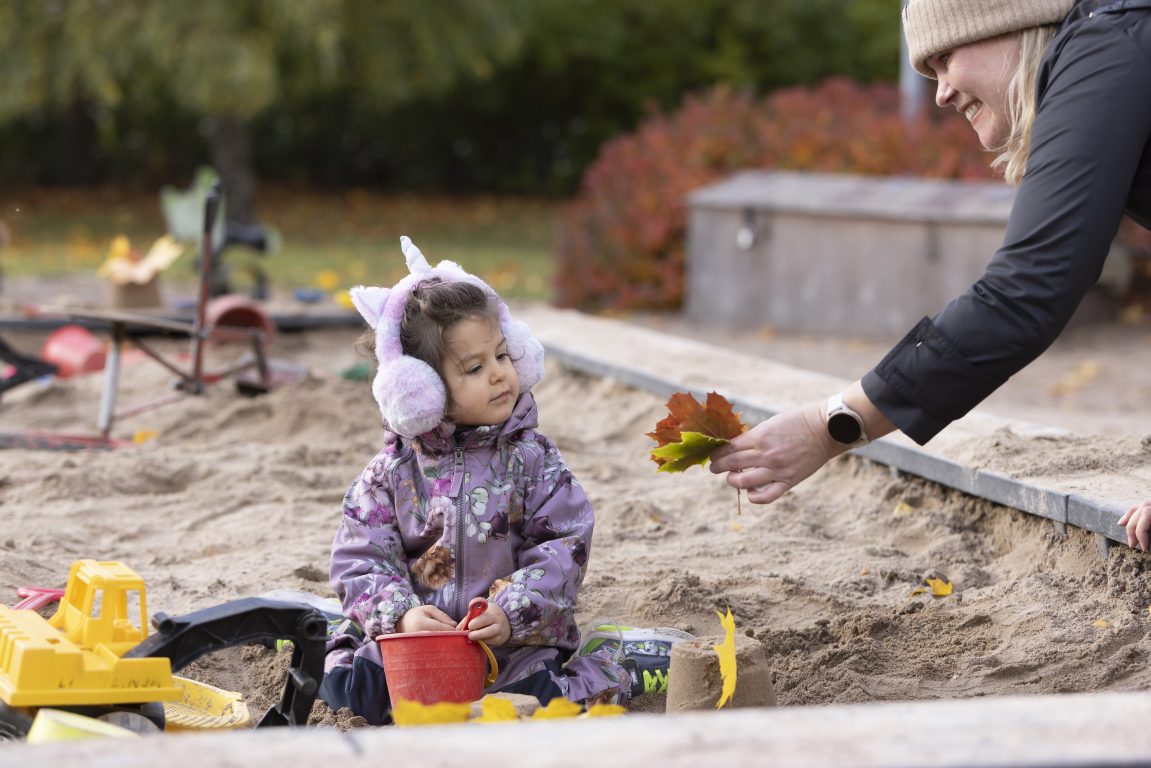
[[349, 236, 545, 438]]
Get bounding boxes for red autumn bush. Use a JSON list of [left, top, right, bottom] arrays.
[[554, 78, 1000, 312]]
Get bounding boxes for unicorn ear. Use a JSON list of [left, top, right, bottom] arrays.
[[400, 236, 431, 275], [349, 285, 391, 328]]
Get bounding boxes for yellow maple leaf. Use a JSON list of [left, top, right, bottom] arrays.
[[650, 431, 730, 473], [926, 577, 953, 597], [391, 699, 471, 726], [530, 698, 582, 720], [584, 703, 627, 718], [713, 608, 737, 709], [473, 696, 519, 723]]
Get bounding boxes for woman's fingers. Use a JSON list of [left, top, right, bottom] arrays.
[[1121, 502, 1151, 551], [746, 481, 792, 505]]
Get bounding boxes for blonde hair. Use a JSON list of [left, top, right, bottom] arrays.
[[992, 25, 1059, 185]]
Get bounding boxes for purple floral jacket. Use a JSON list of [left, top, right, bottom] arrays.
[[329, 392, 598, 687]]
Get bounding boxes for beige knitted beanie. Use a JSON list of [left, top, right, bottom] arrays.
[[903, 0, 1074, 77]]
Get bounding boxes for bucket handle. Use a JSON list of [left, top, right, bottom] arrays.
[[463, 598, 500, 687], [477, 639, 499, 687]]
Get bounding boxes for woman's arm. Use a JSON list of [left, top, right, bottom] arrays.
[[866, 16, 1151, 444], [710, 381, 895, 504]]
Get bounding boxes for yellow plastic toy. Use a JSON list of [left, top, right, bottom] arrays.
[[0, 560, 181, 707]]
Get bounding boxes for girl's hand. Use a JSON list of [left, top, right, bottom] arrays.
[[1118, 501, 1151, 551], [709, 401, 842, 505], [396, 605, 457, 633], [458, 602, 511, 646]]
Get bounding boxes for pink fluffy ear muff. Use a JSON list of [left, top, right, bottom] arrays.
[[348, 236, 545, 438]]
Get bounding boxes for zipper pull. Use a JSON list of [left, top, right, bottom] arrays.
[[449, 447, 465, 497]]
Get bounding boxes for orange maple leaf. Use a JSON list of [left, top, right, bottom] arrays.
[[647, 391, 746, 471]]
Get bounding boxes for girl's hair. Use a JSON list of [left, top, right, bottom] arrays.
[[399, 278, 499, 375], [354, 279, 501, 376], [992, 24, 1059, 185]]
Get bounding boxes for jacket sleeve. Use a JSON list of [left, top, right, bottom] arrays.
[[863, 12, 1151, 444], [490, 434, 593, 648], [329, 458, 421, 638]]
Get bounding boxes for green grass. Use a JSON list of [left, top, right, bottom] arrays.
[[1, 187, 565, 303]]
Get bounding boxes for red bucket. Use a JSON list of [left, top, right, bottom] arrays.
[[376, 631, 497, 707], [205, 294, 276, 347], [40, 325, 106, 378]]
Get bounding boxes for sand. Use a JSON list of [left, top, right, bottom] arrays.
[[3, 313, 1151, 734]]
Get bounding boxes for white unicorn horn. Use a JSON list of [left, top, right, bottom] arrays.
[[400, 236, 431, 275]]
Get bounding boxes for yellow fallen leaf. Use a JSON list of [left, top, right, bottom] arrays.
[[909, 588, 927, 597], [926, 577, 953, 597], [473, 696, 519, 723], [584, 703, 627, 718], [530, 698, 582, 720], [713, 608, 737, 709], [391, 699, 471, 726], [1093, 619, 1109, 629], [133, 430, 159, 444], [893, 501, 916, 517]]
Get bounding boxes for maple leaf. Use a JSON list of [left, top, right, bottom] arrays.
[[650, 431, 730, 473], [530, 697, 582, 720], [713, 608, 738, 709], [390, 698, 471, 726], [926, 577, 953, 597], [647, 392, 746, 472], [474, 696, 519, 723]]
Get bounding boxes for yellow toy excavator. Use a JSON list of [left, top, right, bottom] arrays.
[[0, 559, 328, 739]]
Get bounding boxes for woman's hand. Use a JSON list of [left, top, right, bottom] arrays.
[[457, 602, 511, 646], [1118, 501, 1151, 551], [396, 605, 456, 633], [709, 401, 843, 505]]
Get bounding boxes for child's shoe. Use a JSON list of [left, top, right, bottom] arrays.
[[578, 622, 695, 697]]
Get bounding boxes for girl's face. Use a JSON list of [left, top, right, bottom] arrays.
[[440, 315, 519, 427], [927, 34, 1020, 150]]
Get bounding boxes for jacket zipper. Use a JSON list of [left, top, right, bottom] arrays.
[[451, 445, 466, 621]]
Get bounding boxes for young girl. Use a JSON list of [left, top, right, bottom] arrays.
[[319, 237, 690, 724]]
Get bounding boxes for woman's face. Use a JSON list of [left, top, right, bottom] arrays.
[[926, 34, 1020, 150]]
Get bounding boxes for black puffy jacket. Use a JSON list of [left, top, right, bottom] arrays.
[[863, 0, 1151, 443]]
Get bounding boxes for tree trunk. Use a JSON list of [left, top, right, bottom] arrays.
[[207, 114, 257, 225]]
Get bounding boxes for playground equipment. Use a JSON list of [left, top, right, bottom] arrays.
[[0, 336, 57, 399], [31, 180, 303, 445], [161, 167, 277, 300], [0, 559, 328, 739]]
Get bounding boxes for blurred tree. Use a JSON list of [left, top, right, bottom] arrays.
[[0, 0, 528, 220], [0, 0, 900, 198], [331, 0, 902, 194]]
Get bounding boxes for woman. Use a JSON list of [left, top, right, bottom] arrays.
[[710, 0, 1151, 548]]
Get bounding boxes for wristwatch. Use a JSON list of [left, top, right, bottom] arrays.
[[825, 393, 870, 447]]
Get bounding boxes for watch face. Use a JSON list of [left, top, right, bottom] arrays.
[[828, 411, 863, 444]]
